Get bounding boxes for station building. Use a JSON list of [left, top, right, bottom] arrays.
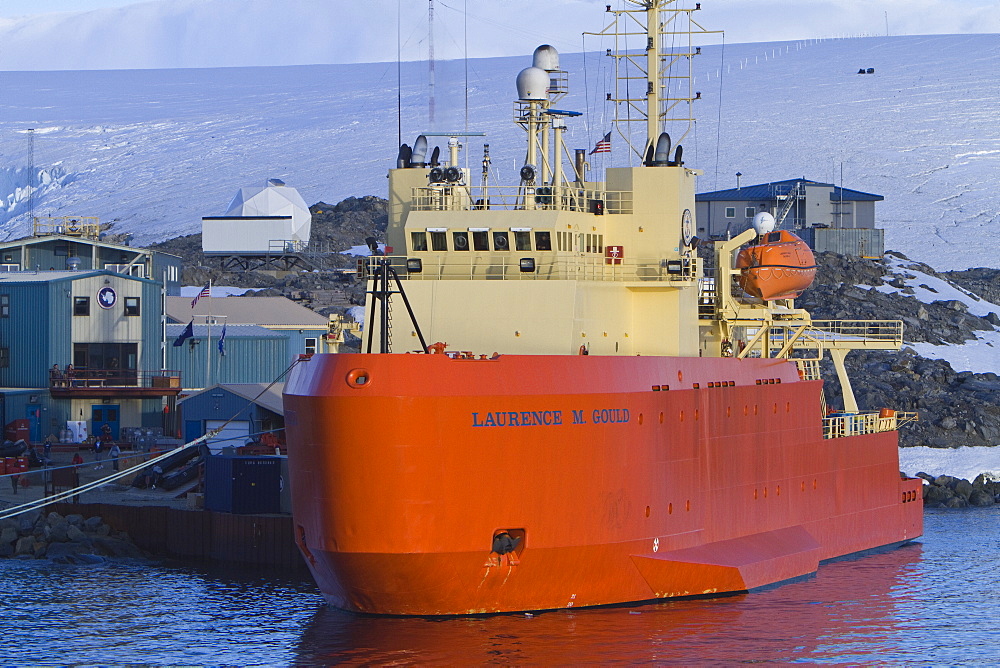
[[695, 178, 885, 257], [0, 270, 182, 442]]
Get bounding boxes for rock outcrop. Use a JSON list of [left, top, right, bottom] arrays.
[[0, 510, 144, 563]]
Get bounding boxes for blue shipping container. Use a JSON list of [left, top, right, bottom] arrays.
[[204, 456, 281, 514]]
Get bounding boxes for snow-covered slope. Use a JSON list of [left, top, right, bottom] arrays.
[[0, 32, 997, 270]]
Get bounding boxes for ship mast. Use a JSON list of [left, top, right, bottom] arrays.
[[588, 0, 720, 160]]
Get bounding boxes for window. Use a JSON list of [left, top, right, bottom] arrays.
[[514, 231, 532, 251], [534, 231, 552, 251], [124, 297, 140, 316], [452, 231, 470, 251], [725, 207, 736, 218], [0, 347, 8, 369], [492, 232, 510, 251], [430, 231, 448, 251], [410, 231, 428, 251], [305, 338, 318, 355], [74, 296, 90, 316], [746, 207, 756, 218], [0, 294, 8, 318], [472, 231, 489, 251]]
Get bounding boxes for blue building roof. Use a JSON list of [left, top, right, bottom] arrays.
[[696, 178, 883, 202]]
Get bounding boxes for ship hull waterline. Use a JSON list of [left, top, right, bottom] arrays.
[[284, 353, 923, 616]]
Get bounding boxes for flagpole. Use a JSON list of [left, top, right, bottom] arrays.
[[204, 280, 212, 388]]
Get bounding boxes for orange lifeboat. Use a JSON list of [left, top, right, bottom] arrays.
[[736, 229, 817, 300]]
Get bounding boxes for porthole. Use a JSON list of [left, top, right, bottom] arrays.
[[645, 505, 651, 518], [668, 503, 673, 515], [638, 413, 644, 425], [658, 412, 664, 424]]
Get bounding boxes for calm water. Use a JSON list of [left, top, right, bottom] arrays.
[[0, 508, 996, 665]]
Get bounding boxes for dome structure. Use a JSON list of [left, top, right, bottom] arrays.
[[225, 180, 312, 244], [202, 179, 312, 255]]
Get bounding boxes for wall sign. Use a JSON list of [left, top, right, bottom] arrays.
[[97, 286, 117, 309]]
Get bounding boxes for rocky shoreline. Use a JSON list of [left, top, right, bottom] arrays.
[[0, 510, 144, 564], [917, 472, 1000, 509]]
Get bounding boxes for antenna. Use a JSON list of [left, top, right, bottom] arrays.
[[428, 0, 436, 125], [27, 128, 35, 224], [586, 1, 722, 161], [397, 0, 402, 148]]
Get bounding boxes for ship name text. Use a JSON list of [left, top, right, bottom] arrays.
[[471, 408, 630, 428]]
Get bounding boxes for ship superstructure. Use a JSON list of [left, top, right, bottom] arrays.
[[283, 0, 923, 615]]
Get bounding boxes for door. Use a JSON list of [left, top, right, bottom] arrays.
[[91, 405, 120, 440], [25, 405, 41, 443]]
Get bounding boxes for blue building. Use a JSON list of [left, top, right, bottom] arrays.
[[178, 383, 284, 451], [695, 178, 885, 256], [0, 270, 181, 442], [0, 218, 183, 294], [165, 296, 332, 390]]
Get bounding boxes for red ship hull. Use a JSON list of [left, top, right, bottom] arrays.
[[283, 353, 923, 615]]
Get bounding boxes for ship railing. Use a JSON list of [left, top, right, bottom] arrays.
[[410, 185, 634, 215], [804, 320, 904, 349], [364, 255, 698, 282], [794, 358, 822, 381], [823, 410, 918, 438]]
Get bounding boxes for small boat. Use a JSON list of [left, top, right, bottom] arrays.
[[736, 214, 817, 300]]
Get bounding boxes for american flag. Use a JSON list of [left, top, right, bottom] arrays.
[[191, 283, 211, 308], [590, 131, 611, 155]]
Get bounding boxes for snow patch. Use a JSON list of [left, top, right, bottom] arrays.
[[900, 446, 1000, 481]]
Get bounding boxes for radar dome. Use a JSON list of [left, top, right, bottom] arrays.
[[533, 45, 560, 71], [752, 212, 776, 235], [516, 67, 549, 100]]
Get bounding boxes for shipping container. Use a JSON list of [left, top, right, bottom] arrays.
[[204, 455, 281, 514], [798, 227, 884, 258]]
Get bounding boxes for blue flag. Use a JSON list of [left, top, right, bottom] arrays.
[[173, 320, 194, 346], [218, 323, 227, 357]]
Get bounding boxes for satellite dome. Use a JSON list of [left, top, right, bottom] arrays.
[[533, 45, 560, 71], [752, 212, 776, 235], [516, 67, 549, 100]]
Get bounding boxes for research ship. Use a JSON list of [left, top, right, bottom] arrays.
[[283, 0, 923, 615]]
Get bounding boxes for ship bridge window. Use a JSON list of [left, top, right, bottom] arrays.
[[411, 232, 428, 252], [745, 207, 756, 218], [514, 230, 532, 251], [535, 231, 552, 251], [472, 230, 490, 251], [453, 231, 470, 251], [585, 234, 603, 253], [430, 231, 448, 251], [493, 231, 510, 251], [725, 207, 736, 218]]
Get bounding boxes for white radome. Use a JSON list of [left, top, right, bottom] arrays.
[[752, 211, 776, 235], [516, 66, 550, 101]]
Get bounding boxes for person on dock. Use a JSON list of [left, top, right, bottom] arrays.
[[109, 442, 121, 472], [71, 452, 84, 469], [93, 437, 105, 470]]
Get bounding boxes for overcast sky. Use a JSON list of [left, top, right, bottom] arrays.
[[0, 0, 997, 70]]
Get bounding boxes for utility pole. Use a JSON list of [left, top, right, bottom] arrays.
[[428, 0, 436, 125]]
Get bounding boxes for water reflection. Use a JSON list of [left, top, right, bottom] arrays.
[[295, 543, 924, 664], [4, 507, 998, 664]]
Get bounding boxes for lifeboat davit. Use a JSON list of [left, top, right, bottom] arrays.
[[736, 227, 817, 301]]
